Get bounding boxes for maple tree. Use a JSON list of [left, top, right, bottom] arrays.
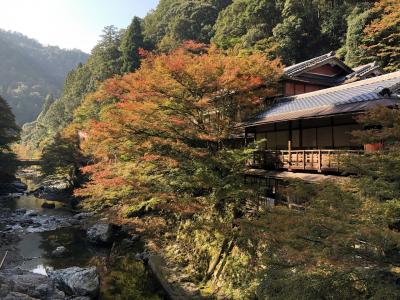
[[72, 42, 282, 210]]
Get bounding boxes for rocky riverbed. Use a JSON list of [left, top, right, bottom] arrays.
[[0, 168, 164, 299]]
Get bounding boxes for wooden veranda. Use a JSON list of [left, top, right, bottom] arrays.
[[249, 149, 363, 173]]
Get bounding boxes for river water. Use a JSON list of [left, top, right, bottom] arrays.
[[3, 169, 164, 299]]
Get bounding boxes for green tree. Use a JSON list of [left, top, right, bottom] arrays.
[[40, 132, 81, 187], [212, 0, 281, 49], [272, 0, 325, 64], [90, 25, 123, 79], [0, 96, 19, 180], [120, 17, 145, 73], [143, 0, 231, 51], [341, 4, 374, 67], [0, 96, 19, 148]]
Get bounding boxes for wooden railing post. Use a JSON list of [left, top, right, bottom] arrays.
[[318, 150, 322, 172], [288, 141, 292, 168]]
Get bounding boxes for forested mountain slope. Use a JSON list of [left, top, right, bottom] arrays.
[[143, 0, 398, 66], [21, 26, 124, 151], [0, 29, 88, 124]]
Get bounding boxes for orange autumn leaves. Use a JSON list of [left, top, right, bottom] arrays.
[[73, 42, 282, 204], [363, 0, 400, 72]]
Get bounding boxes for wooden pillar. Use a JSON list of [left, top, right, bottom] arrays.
[[244, 129, 248, 146], [318, 150, 322, 172], [288, 140, 292, 171], [299, 120, 303, 148], [331, 117, 335, 149]]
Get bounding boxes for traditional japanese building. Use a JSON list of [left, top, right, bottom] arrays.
[[243, 68, 400, 173], [239, 53, 398, 206], [279, 52, 384, 98]]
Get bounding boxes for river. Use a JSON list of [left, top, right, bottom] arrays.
[[0, 167, 165, 299]]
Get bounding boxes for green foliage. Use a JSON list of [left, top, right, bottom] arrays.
[[251, 181, 400, 299], [165, 215, 228, 282], [211, 0, 369, 64], [0, 151, 18, 182], [123, 197, 162, 218], [0, 96, 19, 180], [272, 0, 350, 64], [120, 17, 145, 73], [342, 0, 400, 71], [342, 4, 374, 66], [40, 133, 81, 186], [143, 0, 231, 51], [212, 0, 281, 50], [100, 253, 162, 300], [0, 29, 88, 124], [0, 96, 19, 149]]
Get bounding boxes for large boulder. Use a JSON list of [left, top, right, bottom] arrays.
[[0, 180, 27, 195], [3, 292, 38, 300], [34, 177, 72, 200], [50, 267, 99, 298], [86, 223, 115, 244], [0, 269, 65, 299]]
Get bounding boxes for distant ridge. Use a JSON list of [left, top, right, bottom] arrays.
[[0, 29, 89, 124]]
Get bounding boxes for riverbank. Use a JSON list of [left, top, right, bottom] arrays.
[[0, 167, 165, 299]]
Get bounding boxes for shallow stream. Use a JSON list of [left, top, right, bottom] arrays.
[[2, 169, 164, 299]]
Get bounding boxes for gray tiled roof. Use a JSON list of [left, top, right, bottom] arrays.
[[245, 71, 400, 127], [344, 61, 384, 82], [283, 51, 352, 77]]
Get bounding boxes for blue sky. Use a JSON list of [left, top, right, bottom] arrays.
[[0, 0, 159, 53]]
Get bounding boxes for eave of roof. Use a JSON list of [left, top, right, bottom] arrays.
[[243, 71, 400, 127], [343, 61, 385, 83], [283, 51, 353, 77], [245, 98, 398, 127]]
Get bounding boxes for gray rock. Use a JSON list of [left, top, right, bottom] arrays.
[[73, 212, 94, 220], [34, 284, 49, 296], [130, 234, 140, 242], [12, 181, 27, 191], [25, 211, 38, 217], [121, 238, 134, 248], [86, 223, 113, 244], [15, 208, 27, 215], [52, 246, 68, 257], [0, 269, 59, 299], [121, 234, 140, 248], [68, 219, 81, 226], [4, 292, 38, 300], [135, 251, 150, 262], [50, 267, 99, 298], [41, 202, 56, 209]]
